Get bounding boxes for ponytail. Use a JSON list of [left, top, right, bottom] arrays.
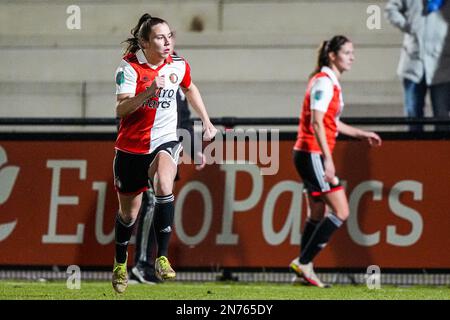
[[122, 13, 168, 55], [310, 35, 350, 78]]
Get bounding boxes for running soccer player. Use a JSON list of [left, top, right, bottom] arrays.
[[289, 35, 382, 288], [129, 88, 206, 285], [112, 13, 217, 293]]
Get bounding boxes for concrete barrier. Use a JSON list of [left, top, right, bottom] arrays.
[[0, 80, 406, 119], [0, 46, 400, 82]]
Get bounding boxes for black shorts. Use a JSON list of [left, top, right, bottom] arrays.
[[114, 141, 183, 194], [293, 150, 343, 199]]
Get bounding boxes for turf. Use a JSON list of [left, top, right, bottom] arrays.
[[0, 281, 449, 300]]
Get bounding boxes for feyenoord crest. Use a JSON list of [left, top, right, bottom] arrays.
[[169, 73, 178, 84]]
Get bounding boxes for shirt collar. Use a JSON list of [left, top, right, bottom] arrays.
[[135, 49, 147, 64], [136, 49, 173, 66], [321, 66, 341, 88]]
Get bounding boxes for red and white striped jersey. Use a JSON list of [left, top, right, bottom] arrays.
[[114, 49, 192, 154], [294, 66, 344, 154]]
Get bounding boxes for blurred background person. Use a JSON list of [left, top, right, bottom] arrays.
[[289, 35, 382, 288], [385, 0, 450, 132]]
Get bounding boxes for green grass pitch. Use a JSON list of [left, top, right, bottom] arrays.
[[0, 281, 449, 300]]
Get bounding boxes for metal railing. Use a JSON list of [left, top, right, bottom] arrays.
[[1, 117, 450, 127]]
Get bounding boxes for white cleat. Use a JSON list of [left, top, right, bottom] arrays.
[[289, 258, 330, 288]]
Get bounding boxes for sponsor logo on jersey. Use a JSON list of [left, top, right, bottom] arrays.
[[143, 88, 176, 109]]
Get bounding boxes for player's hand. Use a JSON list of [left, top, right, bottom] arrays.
[[202, 122, 217, 141], [323, 157, 336, 184], [146, 75, 165, 97], [195, 152, 206, 171], [365, 131, 382, 147]]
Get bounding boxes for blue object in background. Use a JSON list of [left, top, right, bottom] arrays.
[[427, 0, 446, 13]]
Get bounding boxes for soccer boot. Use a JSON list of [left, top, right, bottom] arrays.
[[155, 256, 176, 280], [129, 265, 161, 285], [112, 257, 128, 293], [290, 258, 330, 288]]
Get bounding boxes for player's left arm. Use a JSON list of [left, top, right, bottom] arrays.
[[182, 82, 217, 141], [337, 120, 382, 147]]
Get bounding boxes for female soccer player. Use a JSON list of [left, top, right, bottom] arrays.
[[112, 13, 217, 293], [289, 35, 382, 288]]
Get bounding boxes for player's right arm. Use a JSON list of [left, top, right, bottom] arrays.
[[114, 59, 165, 118], [116, 77, 164, 118]]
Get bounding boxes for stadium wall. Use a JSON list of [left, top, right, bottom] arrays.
[[0, 134, 449, 270]]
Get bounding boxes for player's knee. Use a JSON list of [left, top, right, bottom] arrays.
[[118, 210, 136, 225], [335, 209, 349, 221], [154, 174, 174, 196]]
